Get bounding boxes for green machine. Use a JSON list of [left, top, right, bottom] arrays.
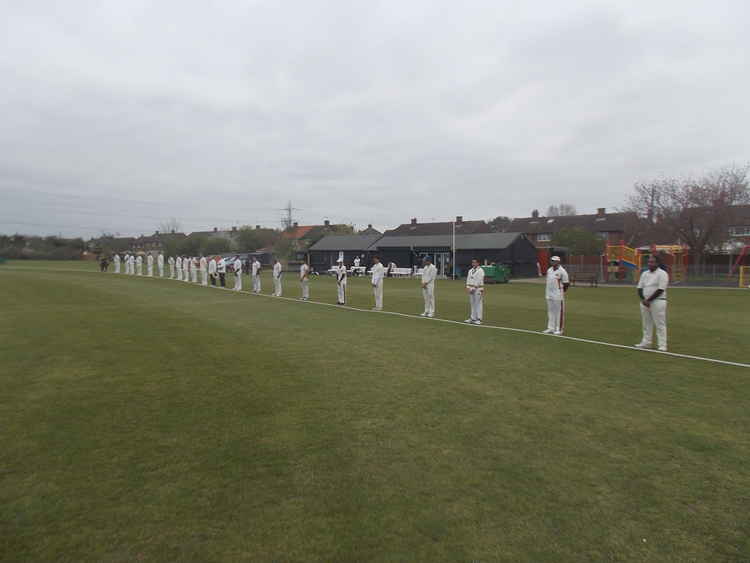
[[481, 264, 510, 284]]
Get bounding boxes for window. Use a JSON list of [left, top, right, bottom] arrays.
[[537, 233, 552, 242], [729, 226, 750, 237], [597, 231, 609, 239]]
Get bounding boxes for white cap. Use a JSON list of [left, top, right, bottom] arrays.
[[551, 256, 561, 262]]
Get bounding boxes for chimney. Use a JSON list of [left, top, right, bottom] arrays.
[[455, 216, 463, 224], [324, 220, 330, 227], [368, 224, 373, 229], [597, 208, 606, 217], [410, 218, 417, 225], [531, 209, 539, 218], [293, 222, 298, 228], [155, 230, 159, 235], [213, 227, 218, 232], [232, 226, 237, 232], [255, 225, 260, 230]]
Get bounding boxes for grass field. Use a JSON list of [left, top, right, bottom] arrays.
[[1, 261, 749, 562]]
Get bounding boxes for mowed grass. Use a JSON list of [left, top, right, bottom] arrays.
[[1, 261, 748, 562]]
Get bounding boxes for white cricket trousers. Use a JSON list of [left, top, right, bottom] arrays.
[[147, 264, 153, 277], [191, 268, 198, 283], [469, 289, 483, 321], [169, 265, 174, 278], [175, 267, 181, 280], [114, 262, 120, 274], [273, 277, 282, 297], [252, 275, 261, 293], [422, 285, 435, 316], [337, 282, 346, 304], [234, 271, 242, 291], [640, 300, 667, 348], [373, 281, 383, 310], [136, 263, 142, 276], [300, 279, 309, 299], [201, 269, 208, 286], [158, 265, 164, 277], [546, 298, 565, 333]]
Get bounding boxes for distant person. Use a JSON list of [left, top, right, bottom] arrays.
[[387, 261, 397, 277], [335, 258, 347, 304], [233, 256, 243, 291], [635, 255, 669, 352], [272, 259, 283, 297], [146, 253, 154, 277], [370, 255, 385, 310], [251, 257, 262, 294], [420, 256, 437, 317], [99, 257, 109, 272], [113, 253, 121, 274], [183, 256, 191, 282], [200, 255, 208, 286], [128, 254, 135, 275], [208, 256, 217, 285], [168, 255, 175, 279], [216, 257, 226, 287], [353, 256, 360, 268], [136, 254, 143, 276], [299, 259, 310, 300], [465, 259, 484, 325], [157, 252, 165, 277], [175, 256, 182, 281], [542, 256, 569, 335]]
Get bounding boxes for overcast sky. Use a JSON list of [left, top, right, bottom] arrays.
[[1, 1, 748, 238]]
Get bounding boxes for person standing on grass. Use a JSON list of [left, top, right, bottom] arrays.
[[168, 255, 175, 279], [251, 257, 262, 294], [113, 253, 121, 274], [191, 256, 199, 283], [157, 252, 165, 277], [465, 258, 484, 325], [300, 259, 311, 300], [200, 255, 208, 286], [635, 255, 669, 352], [272, 259, 283, 297], [136, 254, 143, 276], [208, 256, 217, 285], [184, 256, 191, 282], [216, 257, 226, 287], [370, 255, 385, 310], [122, 253, 129, 274], [335, 257, 347, 304], [147, 253, 154, 277], [233, 256, 243, 291], [175, 255, 182, 281], [542, 256, 569, 335], [420, 256, 437, 317]]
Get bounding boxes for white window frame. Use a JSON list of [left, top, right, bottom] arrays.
[[729, 226, 750, 237], [537, 233, 552, 242]]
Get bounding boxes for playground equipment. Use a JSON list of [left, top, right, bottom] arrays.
[[740, 266, 750, 288], [729, 245, 749, 276], [605, 242, 688, 283]]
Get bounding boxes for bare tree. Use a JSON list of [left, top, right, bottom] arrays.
[[626, 164, 749, 264], [545, 203, 577, 217], [158, 218, 182, 234]]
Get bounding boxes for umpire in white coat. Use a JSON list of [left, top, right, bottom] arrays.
[[251, 258, 262, 293], [200, 255, 208, 286], [420, 256, 437, 317], [168, 256, 175, 279], [233, 257, 243, 291], [147, 253, 154, 277], [370, 256, 385, 310], [465, 259, 484, 324], [113, 253, 121, 274], [136, 255, 143, 276], [157, 253, 165, 277], [299, 260, 310, 300], [635, 255, 669, 352]]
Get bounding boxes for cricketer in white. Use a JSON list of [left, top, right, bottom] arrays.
[[465, 259, 484, 325], [543, 256, 569, 335], [370, 256, 385, 311], [635, 256, 669, 352], [420, 257, 437, 317]]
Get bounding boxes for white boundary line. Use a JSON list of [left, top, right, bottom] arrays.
[[5, 267, 749, 369]]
